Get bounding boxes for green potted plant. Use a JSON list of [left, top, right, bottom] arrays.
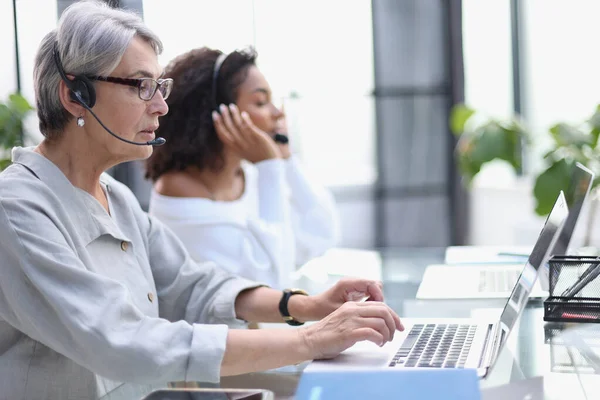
[[0, 92, 34, 170], [450, 104, 600, 245]]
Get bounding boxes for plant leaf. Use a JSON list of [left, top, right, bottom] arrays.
[[589, 105, 600, 130], [0, 158, 11, 171], [0, 104, 9, 125], [449, 104, 475, 136], [0, 93, 33, 154], [533, 158, 573, 215], [8, 93, 34, 115], [470, 122, 521, 171], [591, 127, 600, 148], [549, 123, 592, 148], [453, 118, 525, 184]]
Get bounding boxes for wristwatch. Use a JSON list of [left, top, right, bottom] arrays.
[[278, 288, 309, 326]]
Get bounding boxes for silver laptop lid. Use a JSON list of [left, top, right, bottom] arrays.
[[552, 162, 594, 255], [496, 191, 569, 357]]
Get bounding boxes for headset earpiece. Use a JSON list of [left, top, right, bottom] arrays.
[[53, 43, 96, 108], [69, 75, 96, 108]]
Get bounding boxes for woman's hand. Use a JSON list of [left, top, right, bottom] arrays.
[[212, 103, 281, 163], [289, 277, 386, 322], [299, 301, 404, 360]]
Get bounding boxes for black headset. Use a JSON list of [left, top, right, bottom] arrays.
[[53, 43, 97, 108]]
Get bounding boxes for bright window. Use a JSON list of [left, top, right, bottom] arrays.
[[12, 0, 58, 144], [0, 0, 18, 99], [522, 0, 600, 172], [462, 0, 515, 185]]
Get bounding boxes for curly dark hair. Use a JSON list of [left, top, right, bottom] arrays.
[[145, 46, 257, 181]]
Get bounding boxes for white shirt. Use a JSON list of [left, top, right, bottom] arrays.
[[149, 157, 340, 289], [0, 147, 261, 400]]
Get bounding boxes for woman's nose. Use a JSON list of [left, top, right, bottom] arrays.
[[149, 91, 169, 116], [272, 103, 284, 119]]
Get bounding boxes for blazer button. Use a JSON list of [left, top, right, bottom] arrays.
[[120, 241, 128, 251], [147, 293, 154, 303]]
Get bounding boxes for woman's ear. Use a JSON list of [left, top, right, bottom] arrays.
[[57, 78, 86, 118]]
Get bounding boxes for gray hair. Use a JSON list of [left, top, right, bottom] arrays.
[[34, 0, 163, 139]]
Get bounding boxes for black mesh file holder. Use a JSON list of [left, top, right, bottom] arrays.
[[544, 255, 600, 323]]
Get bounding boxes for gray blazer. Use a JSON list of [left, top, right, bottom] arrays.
[[0, 147, 261, 400]]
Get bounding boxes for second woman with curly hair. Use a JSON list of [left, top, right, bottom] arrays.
[[145, 47, 340, 289]]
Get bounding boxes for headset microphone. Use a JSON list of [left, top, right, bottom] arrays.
[[76, 93, 165, 146], [273, 133, 289, 144], [74, 93, 166, 146]]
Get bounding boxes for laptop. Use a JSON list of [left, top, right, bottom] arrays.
[[417, 163, 594, 300], [305, 192, 568, 378]]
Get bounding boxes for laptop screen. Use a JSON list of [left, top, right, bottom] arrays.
[[497, 191, 569, 351], [552, 163, 594, 255]]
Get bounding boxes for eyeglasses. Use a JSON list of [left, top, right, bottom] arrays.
[[87, 76, 174, 101]]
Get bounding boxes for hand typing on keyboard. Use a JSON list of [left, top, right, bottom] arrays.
[[300, 301, 404, 360], [296, 277, 385, 321]]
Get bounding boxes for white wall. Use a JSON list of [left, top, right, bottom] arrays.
[[468, 171, 545, 246]]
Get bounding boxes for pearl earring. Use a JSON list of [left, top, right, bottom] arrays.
[[77, 116, 85, 127]]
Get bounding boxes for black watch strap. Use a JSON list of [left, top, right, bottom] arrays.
[[278, 289, 308, 326]]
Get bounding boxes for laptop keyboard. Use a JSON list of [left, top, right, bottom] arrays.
[[389, 324, 477, 368], [479, 269, 520, 292]]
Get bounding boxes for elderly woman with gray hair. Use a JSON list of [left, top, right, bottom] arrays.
[[0, 1, 402, 399]]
